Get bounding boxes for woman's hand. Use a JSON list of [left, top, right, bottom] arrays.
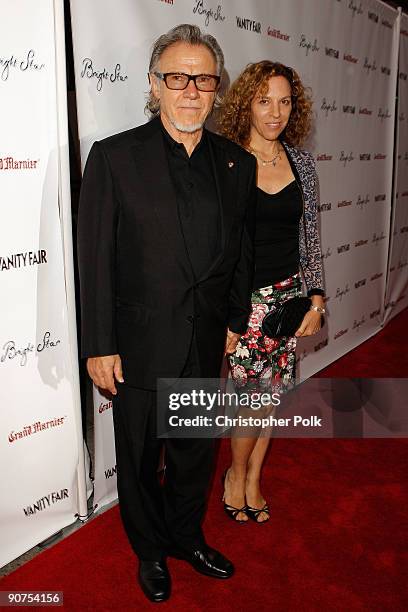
[[295, 310, 323, 337]]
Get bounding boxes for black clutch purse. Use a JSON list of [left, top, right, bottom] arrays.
[[261, 296, 312, 338]]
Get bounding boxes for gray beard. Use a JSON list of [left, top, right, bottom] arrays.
[[170, 118, 205, 133]]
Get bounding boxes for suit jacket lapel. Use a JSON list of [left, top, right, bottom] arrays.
[[198, 133, 239, 282]]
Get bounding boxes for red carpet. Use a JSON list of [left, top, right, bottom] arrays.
[[319, 308, 408, 377], [2, 309, 407, 611]]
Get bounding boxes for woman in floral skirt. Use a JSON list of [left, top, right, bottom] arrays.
[[217, 61, 325, 523]]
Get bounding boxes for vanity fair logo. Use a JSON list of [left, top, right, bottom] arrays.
[[105, 464, 117, 480], [363, 58, 377, 74], [80, 58, 128, 92], [0, 156, 39, 170], [368, 11, 379, 23], [267, 26, 290, 42], [299, 35, 319, 56], [349, 1, 363, 17], [325, 47, 339, 59], [359, 107, 372, 116], [23, 489, 69, 517], [318, 202, 332, 212], [321, 98, 337, 117], [343, 105, 355, 114], [193, 1, 225, 27], [337, 199, 352, 208], [381, 19, 393, 29], [1, 331, 61, 367], [340, 151, 354, 166], [8, 416, 67, 444], [343, 53, 358, 63], [0, 250, 47, 272], [0, 49, 45, 82], [236, 16, 261, 33]]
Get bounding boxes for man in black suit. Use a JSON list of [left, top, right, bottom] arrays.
[[77, 24, 256, 602]]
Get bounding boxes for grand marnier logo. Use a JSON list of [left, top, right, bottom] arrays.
[[9, 416, 67, 444], [267, 26, 290, 42], [0, 156, 39, 170], [0, 49, 45, 82]]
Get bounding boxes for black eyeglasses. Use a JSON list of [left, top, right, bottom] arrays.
[[154, 71, 220, 92]]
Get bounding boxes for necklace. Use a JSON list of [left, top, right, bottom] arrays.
[[249, 145, 282, 167]]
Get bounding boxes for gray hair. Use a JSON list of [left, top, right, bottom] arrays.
[[146, 23, 225, 116]]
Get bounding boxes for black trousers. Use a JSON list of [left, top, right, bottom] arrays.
[[112, 338, 216, 561]]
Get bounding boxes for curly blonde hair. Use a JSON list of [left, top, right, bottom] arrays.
[[217, 61, 312, 148]]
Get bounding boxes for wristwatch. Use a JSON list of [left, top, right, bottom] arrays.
[[310, 305, 326, 314]]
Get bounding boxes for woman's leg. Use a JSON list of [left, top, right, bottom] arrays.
[[243, 276, 302, 521], [224, 437, 257, 521], [245, 436, 271, 522]]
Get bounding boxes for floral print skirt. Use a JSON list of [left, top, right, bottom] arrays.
[[229, 273, 302, 393]]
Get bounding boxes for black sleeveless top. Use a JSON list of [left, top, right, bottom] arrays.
[[253, 180, 303, 290]]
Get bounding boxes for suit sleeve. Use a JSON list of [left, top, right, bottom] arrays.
[[77, 141, 119, 358], [227, 156, 257, 335]]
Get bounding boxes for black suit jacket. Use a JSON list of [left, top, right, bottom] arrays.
[[77, 117, 256, 388]]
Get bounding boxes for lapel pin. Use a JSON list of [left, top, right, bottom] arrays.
[[228, 161, 234, 168]]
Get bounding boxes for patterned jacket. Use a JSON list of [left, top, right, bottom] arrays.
[[281, 141, 325, 295]]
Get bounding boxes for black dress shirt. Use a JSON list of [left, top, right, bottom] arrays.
[[161, 123, 220, 281]]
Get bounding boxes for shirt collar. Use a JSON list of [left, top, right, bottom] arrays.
[[160, 117, 206, 155]]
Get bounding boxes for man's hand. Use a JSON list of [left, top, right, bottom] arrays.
[[86, 354, 124, 395], [224, 329, 241, 356]]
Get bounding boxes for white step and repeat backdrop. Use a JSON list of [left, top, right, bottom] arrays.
[[69, 0, 403, 510], [385, 12, 408, 321], [0, 0, 87, 568]]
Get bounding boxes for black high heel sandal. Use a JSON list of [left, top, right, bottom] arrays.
[[221, 469, 248, 524], [245, 503, 270, 523]]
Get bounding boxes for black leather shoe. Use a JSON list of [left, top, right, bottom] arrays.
[[174, 545, 234, 579], [138, 560, 171, 603]]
